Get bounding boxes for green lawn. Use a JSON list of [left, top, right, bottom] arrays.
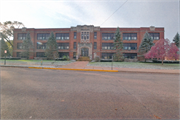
[[0, 59, 72, 66], [89, 62, 180, 70]]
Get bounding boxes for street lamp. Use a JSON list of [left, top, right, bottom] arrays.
[[4, 50, 7, 65]]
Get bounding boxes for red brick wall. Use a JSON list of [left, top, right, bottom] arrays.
[[13, 26, 164, 60]]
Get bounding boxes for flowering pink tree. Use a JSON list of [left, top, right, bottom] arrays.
[[145, 38, 170, 65], [167, 43, 179, 60]]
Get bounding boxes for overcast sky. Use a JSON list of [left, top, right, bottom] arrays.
[[0, 0, 179, 42]]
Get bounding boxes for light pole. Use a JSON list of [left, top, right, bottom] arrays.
[[4, 50, 7, 65]]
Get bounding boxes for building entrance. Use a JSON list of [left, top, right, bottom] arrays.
[[81, 48, 89, 56]]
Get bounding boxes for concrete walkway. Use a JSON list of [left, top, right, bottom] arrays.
[[62, 61, 89, 69]]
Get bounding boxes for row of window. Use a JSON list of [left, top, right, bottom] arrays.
[[17, 33, 160, 40], [17, 52, 136, 59], [81, 32, 89, 40], [123, 33, 137, 40], [56, 33, 69, 40], [17, 42, 137, 50], [102, 43, 115, 50], [102, 33, 115, 40], [149, 33, 160, 40], [123, 43, 137, 50]]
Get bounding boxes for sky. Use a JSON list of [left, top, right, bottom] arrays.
[[0, 0, 179, 42]]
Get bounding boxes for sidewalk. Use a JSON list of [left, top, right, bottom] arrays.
[[1, 61, 179, 74]]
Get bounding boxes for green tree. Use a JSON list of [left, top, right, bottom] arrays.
[[0, 37, 10, 57], [138, 32, 154, 62], [173, 32, 180, 48], [6, 40, 13, 56], [45, 32, 59, 60], [0, 21, 24, 47], [113, 27, 124, 62], [21, 32, 33, 59]]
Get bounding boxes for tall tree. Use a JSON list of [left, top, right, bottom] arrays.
[[21, 32, 33, 59], [113, 27, 124, 62], [138, 32, 154, 62], [0, 37, 10, 57], [0, 21, 24, 47], [145, 38, 170, 65], [167, 43, 179, 60], [173, 32, 180, 48], [45, 32, 59, 60]]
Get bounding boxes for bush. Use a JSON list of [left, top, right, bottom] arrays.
[[62, 55, 70, 61], [94, 56, 100, 62], [55, 58, 65, 61], [0, 57, 21, 60]]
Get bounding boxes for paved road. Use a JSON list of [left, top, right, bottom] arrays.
[[1, 67, 179, 119]]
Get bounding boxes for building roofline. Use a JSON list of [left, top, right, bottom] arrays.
[[14, 26, 164, 30]]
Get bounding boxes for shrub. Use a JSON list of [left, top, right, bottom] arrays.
[[62, 55, 70, 61], [94, 56, 100, 62]]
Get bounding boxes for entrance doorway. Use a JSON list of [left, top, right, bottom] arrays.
[[81, 48, 89, 56]]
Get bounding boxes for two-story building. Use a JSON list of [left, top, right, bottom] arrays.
[[13, 25, 164, 60]]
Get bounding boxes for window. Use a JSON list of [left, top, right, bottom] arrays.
[[36, 52, 46, 57], [74, 32, 77, 39], [123, 53, 137, 59], [149, 33, 160, 40], [102, 43, 115, 50], [37, 43, 46, 49], [18, 33, 27, 40], [17, 52, 21, 57], [102, 33, 115, 40], [73, 52, 76, 58], [81, 32, 89, 40], [58, 52, 69, 58], [101, 53, 115, 59], [56, 33, 69, 40], [94, 32, 97, 39], [123, 43, 137, 50], [17, 43, 22, 49], [74, 42, 76, 49], [37, 33, 50, 40], [123, 33, 137, 40], [57, 43, 69, 49], [94, 42, 97, 49]]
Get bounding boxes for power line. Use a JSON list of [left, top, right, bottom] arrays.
[[100, 0, 128, 26]]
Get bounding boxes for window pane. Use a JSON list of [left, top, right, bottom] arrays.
[[74, 32, 77, 39], [94, 32, 97, 39], [94, 42, 97, 49]]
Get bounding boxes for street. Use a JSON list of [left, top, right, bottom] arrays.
[[1, 67, 179, 119]]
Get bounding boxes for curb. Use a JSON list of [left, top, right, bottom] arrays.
[[117, 69, 179, 74], [1, 65, 179, 74], [28, 67, 118, 72]]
